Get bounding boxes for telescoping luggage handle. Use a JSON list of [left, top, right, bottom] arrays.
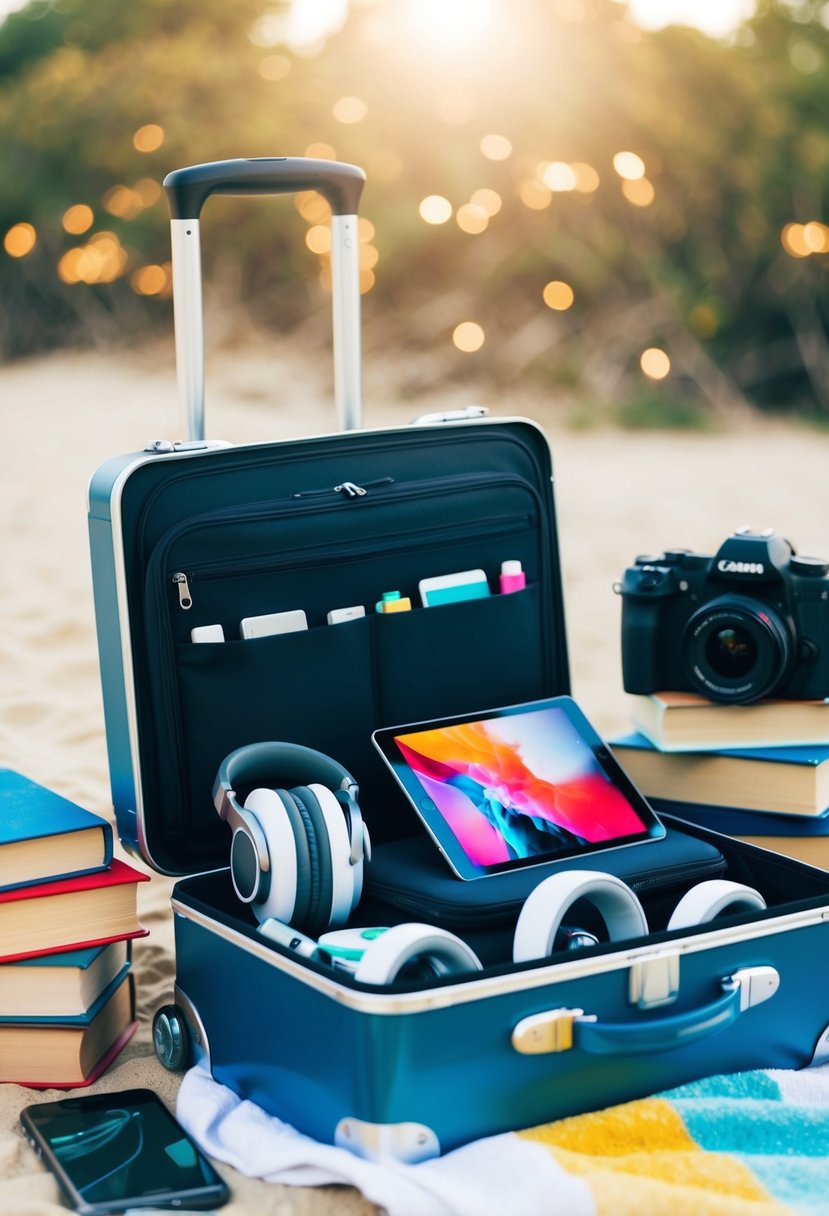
[[163, 157, 367, 441]]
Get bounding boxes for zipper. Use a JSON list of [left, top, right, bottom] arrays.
[[292, 476, 394, 500], [168, 512, 531, 612]]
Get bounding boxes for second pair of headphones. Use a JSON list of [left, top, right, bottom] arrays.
[[213, 741, 371, 936], [512, 871, 767, 962]]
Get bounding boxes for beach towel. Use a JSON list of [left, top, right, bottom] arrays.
[[177, 1061, 829, 1215]]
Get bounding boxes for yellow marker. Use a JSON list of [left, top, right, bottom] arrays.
[[376, 591, 412, 613]]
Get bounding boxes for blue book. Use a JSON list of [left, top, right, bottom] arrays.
[[0, 941, 131, 1020], [0, 769, 113, 893], [610, 733, 829, 821]]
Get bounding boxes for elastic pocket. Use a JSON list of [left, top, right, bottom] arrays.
[[173, 617, 375, 825], [373, 585, 551, 727]]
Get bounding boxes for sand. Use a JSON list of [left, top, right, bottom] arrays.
[[2, 332, 828, 1214]]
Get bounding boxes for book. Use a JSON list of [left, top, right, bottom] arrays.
[[0, 941, 130, 1019], [0, 858, 149, 963], [612, 733, 829, 817], [0, 971, 136, 1087], [628, 692, 829, 752], [736, 834, 829, 870], [649, 798, 829, 837], [0, 769, 112, 892]]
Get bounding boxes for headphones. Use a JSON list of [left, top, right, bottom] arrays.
[[213, 741, 371, 936], [512, 871, 768, 962]]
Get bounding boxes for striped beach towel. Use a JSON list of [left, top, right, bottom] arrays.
[[178, 1062, 829, 1215]]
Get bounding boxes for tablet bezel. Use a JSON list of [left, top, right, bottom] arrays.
[[371, 695, 665, 879]]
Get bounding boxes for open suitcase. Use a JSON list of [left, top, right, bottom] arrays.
[[88, 158, 829, 1162]]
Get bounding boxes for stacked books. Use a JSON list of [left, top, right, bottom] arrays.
[[0, 769, 149, 1086], [611, 693, 829, 868]]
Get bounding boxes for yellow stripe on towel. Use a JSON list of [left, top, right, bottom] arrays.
[[520, 1098, 791, 1216]]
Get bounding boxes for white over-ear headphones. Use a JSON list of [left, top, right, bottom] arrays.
[[513, 870, 649, 962], [213, 742, 371, 936]]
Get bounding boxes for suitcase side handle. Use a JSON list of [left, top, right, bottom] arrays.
[[164, 157, 366, 220], [512, 965, 779, 1056], [163, 158, 366, 441]]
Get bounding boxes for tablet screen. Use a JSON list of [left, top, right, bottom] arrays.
[[372, 696, 664, 878]]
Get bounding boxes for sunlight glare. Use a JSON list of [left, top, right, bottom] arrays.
[[406, 0, 496, 50], [624, 0, 755, 38]]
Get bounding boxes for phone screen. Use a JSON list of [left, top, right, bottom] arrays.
[[21, 1088, 228, 1213]]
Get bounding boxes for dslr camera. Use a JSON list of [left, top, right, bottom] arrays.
[[618, 528, 829, 704]]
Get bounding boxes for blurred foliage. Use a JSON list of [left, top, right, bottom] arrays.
[[2, 0, 829, 421]]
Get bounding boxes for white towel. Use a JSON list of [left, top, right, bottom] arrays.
[[176, 1065, 595, 1216]]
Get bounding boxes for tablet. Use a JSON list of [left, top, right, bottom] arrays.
[[372, 696, 665, 879]]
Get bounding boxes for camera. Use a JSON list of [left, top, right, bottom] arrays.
[[617, 528, 829, 704]]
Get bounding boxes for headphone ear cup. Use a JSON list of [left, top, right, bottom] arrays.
[[298, 783, 361, 932], [353, 924, 483, 986], [280, 786, 332, 937], [667, 880, 767, 931], [243, 788, 309, 926]]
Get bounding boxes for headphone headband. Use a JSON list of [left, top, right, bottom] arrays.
[[213, 741, 359, 825]]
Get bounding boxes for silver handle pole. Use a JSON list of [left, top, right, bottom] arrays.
[[170, 218, 205, 442], [331, 214, 362, 432]]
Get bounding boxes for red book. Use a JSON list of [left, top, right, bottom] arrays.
[[0, 859, 149, 963]]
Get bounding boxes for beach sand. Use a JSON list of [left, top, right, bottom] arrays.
[[2, 333, 828, 1214]]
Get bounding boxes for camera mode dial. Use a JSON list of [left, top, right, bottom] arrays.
[[790, 555, 829, 577]]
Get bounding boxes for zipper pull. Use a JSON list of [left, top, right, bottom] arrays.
[[335, 481, 367, 498], [172, 572, 193, 610]]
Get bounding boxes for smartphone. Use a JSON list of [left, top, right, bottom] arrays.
[[20, 1088, 229, 1214]]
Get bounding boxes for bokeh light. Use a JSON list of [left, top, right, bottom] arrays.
[[470, 188, 502, 217], [419, 195, 453, 224], [613, 151, 646, 180], [640, 347, 671, 379], [517, 179, 552, 210], [622, 177, 655, 206], [332, 96, 368, 124], [572, 163, 600, 193], [453, 321, 485, 352], [133, 124, 164, 153], [63, 205, 94, 235], [258, 54, 291, 81], [456, 202, 488, 234], [541, 162, 577, 192], [4, 222, 36, 257], [480, 133, 512, 161], [543, 281, 575, 310]]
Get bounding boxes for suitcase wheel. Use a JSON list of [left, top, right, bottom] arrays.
[[153, 1003, 190, 1071]]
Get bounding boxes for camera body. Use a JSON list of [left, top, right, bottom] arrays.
[[618, 528, 829, 704]]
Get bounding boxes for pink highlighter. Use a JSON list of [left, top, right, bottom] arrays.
[[499, 560, 526, 594]]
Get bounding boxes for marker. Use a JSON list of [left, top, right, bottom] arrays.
[[376, 591, 412, 613], [499, 560, 526, 594]]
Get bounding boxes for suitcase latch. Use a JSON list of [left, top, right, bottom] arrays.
[[512, 1007, 591, 1054], [628, 949, 680, 1010]]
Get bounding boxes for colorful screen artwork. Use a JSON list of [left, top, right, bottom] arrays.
[[393, 704, 650, 867]]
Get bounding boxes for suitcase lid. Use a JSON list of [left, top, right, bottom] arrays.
[[89, 417, 571, 876]]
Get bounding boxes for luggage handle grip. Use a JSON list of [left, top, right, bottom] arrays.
[[512, 966, 779, 1056], [163, 157, 366, 220], [163, 158, 366, 440]]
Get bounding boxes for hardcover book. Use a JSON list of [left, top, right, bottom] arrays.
[[612, 732, 829, 817], [0, 859, 149, 963], [628, 692, 829, 752], [0, 769, 112, 892], [0, 971, 136, 1087], [0, 941, 131, 1019]]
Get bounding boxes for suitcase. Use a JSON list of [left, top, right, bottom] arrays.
[[88, 157, 829, 1163]]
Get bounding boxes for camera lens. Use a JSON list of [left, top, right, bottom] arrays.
[[682, 596, 793, 704]]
